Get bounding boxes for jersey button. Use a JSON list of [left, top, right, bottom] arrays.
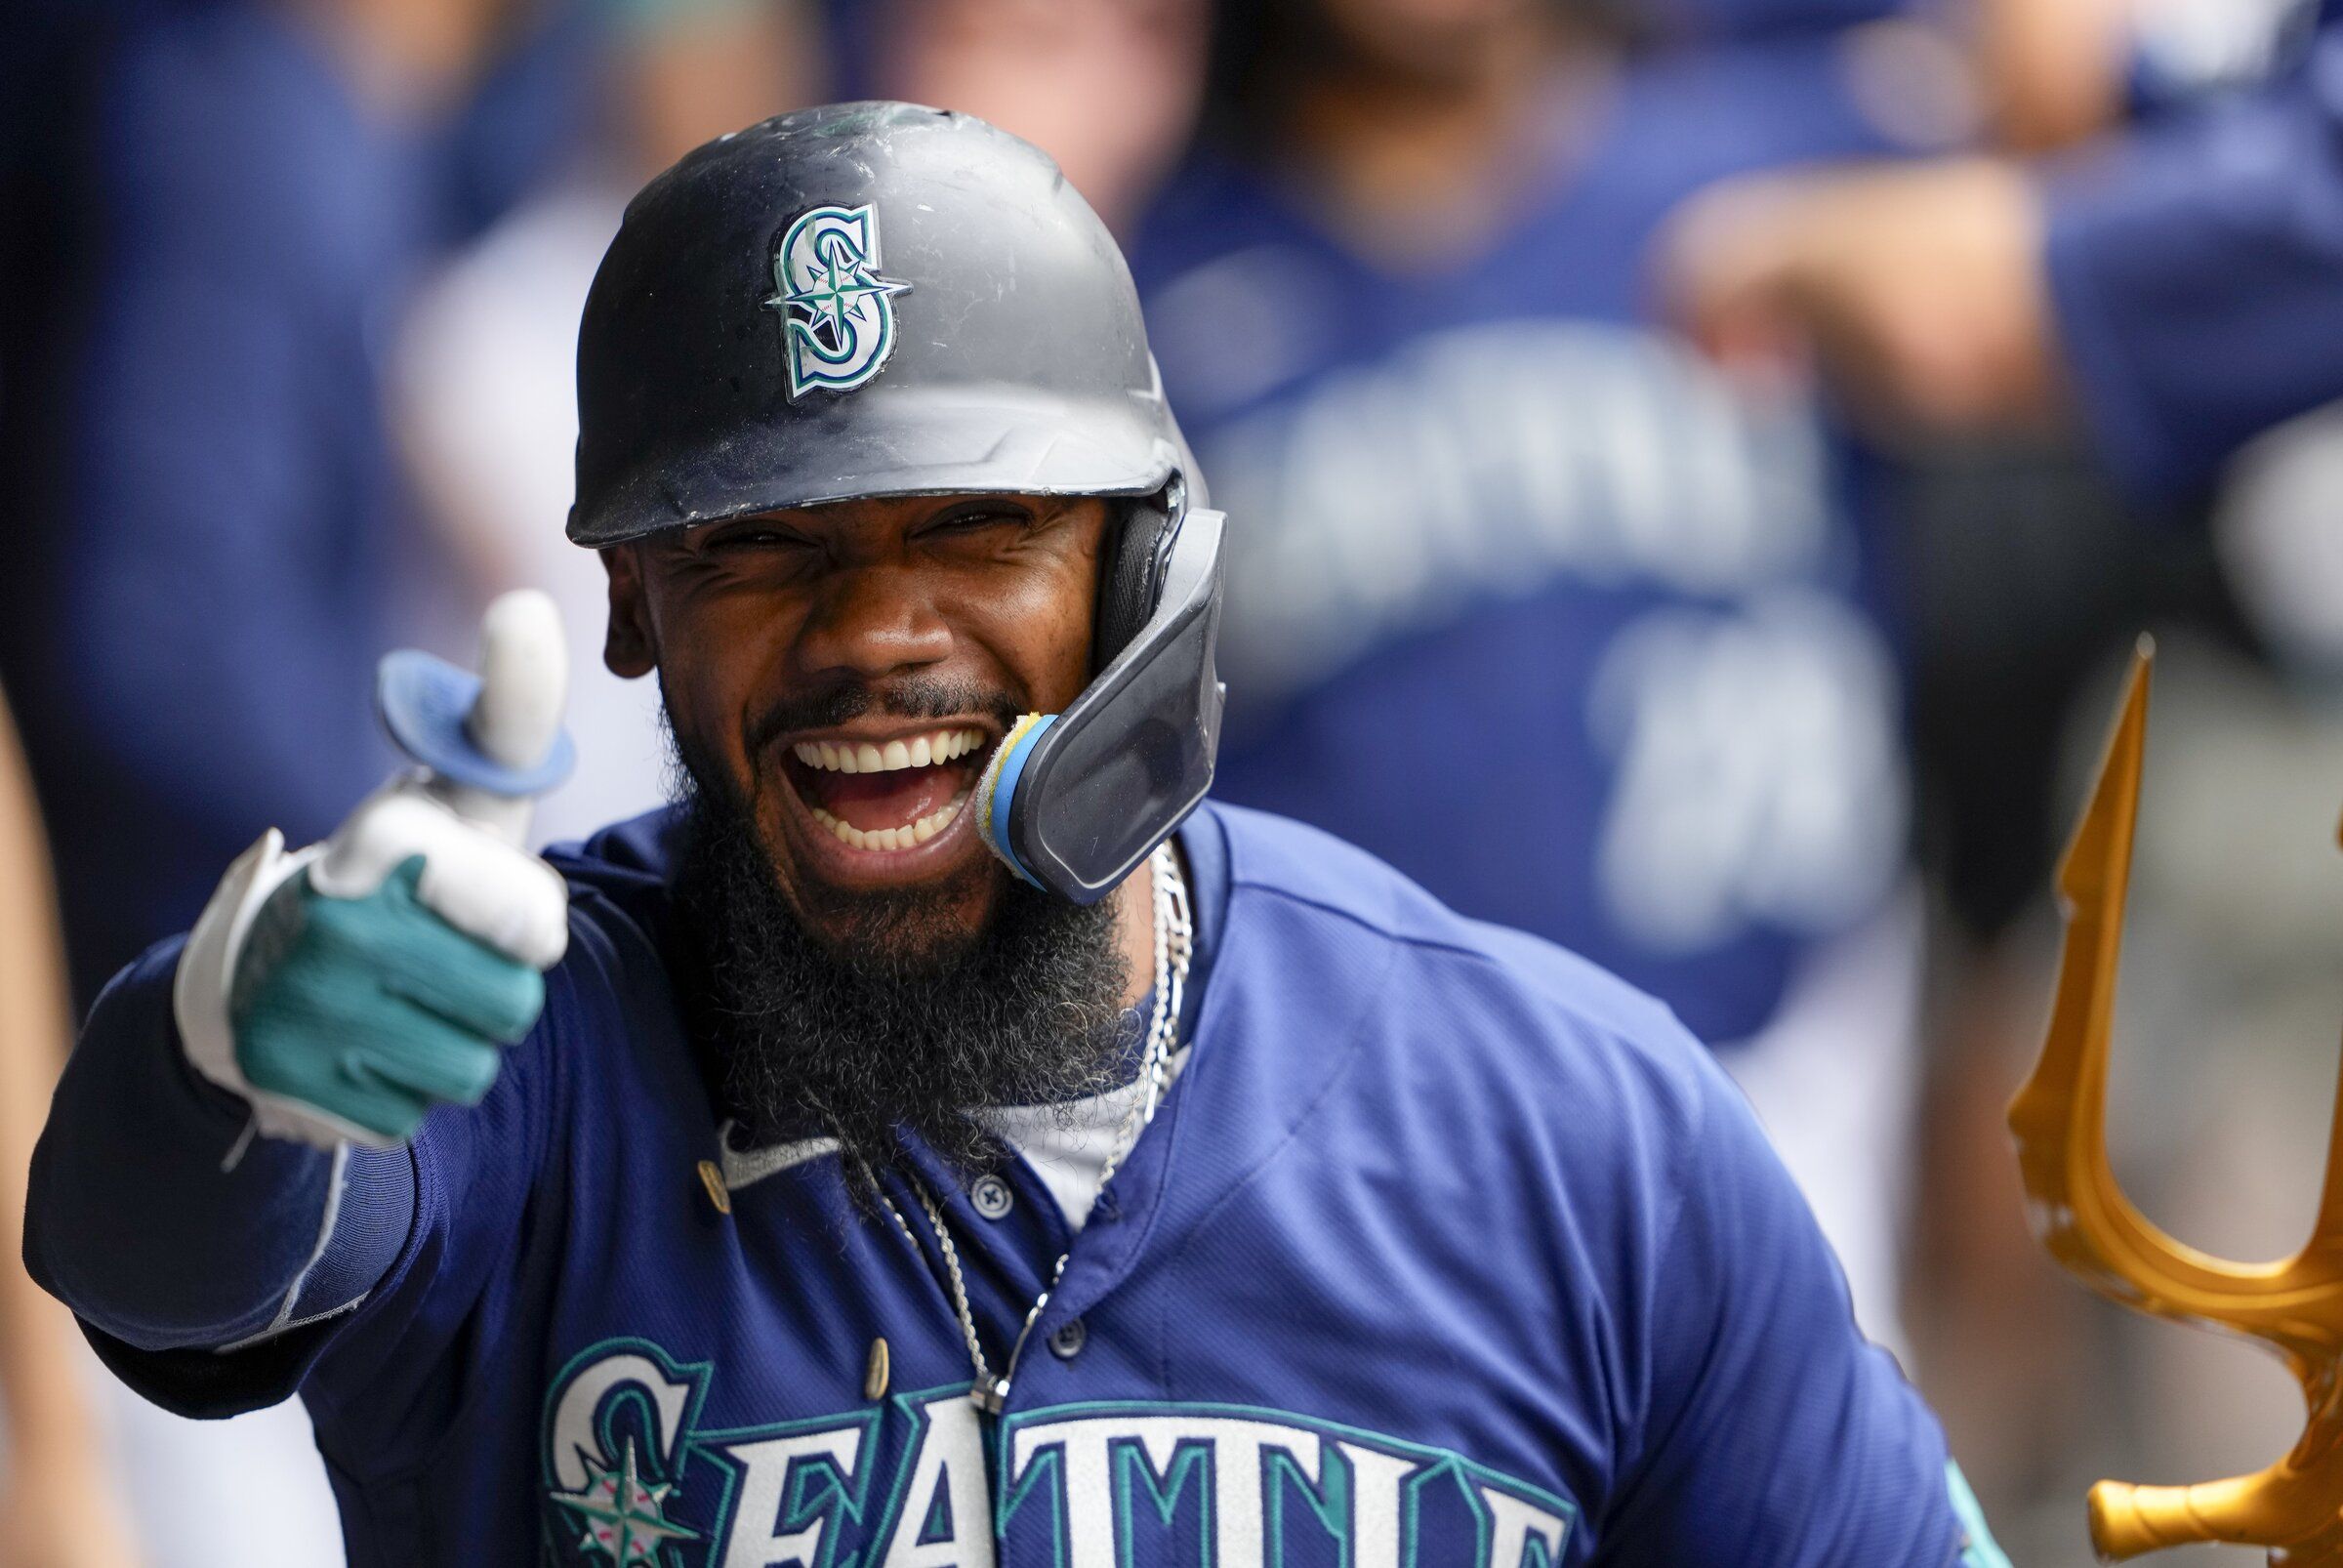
[[970, 1175, 1014, 1219], [1048, 1318, 1087, 1360]]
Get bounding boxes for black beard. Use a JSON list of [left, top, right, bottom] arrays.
[[664, 726, 1133, 1194]]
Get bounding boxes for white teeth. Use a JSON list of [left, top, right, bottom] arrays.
[[790, 726, 991, 772], [807, 794, 966, 853]]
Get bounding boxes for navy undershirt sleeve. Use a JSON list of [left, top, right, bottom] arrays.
[[24, 938, 416, 1370]]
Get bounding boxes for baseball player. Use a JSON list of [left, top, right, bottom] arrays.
[[29, 104, 2005, 1567]]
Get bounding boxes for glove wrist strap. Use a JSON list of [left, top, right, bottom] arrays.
[[172, 830, 366, 1150]]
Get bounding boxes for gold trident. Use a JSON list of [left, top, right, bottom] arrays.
[[2010, 642, 2343, 1565]]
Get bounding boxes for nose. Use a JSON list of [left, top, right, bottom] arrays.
[[791, 562, 953, 683]]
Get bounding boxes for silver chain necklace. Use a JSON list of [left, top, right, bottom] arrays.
[[882, 843, 1193, 1414]]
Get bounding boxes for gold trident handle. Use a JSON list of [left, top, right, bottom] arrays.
[[2009, 642, 2343, 1565]]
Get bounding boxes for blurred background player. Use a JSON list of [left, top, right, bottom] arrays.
[[1664, 4, 2343, 1558], [0, 0, 596, 1005], [1125, 0, 1975, 1342]]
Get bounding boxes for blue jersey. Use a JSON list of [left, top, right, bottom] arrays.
[[32, 803, 1988, 1566], [1129, 37, 1922, 1047]]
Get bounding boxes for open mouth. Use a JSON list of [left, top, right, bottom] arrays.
[[783, 725, 991, 853]]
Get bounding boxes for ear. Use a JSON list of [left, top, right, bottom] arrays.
[[601, 545, 655, 679]]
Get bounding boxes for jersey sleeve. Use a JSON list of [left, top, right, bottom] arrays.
[[28, 927, 566, 1450], [25, 939, 415, 1415], [1596, 1058, 2000, 1566], [2044, 14, 2343, 500]]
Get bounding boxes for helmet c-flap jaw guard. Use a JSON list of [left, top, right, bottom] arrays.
[[983, 509, 1227, 904]]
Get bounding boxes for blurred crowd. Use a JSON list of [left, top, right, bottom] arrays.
[[4, 0, 2342, 1562]]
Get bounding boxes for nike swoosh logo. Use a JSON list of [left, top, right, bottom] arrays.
[[717, 1123, 841, 1191]]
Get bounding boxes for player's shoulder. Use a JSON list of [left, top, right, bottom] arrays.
[[544, 805, 681, 891], [1209, 802, 1687, 1026], [1201, 801, 1726, 1125], [533, 806, 689, 1005]]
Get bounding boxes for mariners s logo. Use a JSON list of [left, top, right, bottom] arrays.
[[766, 203, 911, 399]]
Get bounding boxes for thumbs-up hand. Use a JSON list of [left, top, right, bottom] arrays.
[[174, 593, 576, 1149]]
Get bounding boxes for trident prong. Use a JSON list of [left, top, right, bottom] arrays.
[[2010, 641, 2343, 1563]]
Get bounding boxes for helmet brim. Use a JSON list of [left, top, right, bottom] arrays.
[[567, 381, 1182, 548]]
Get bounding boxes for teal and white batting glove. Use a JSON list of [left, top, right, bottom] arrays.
[[173, 592, 574, 1148]]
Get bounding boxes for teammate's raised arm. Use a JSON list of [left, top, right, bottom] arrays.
[[1664, 5, 2343, 499]]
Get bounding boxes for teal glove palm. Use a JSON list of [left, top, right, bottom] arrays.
[[230, 856, 545, 1143]]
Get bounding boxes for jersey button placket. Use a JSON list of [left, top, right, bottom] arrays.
[[1047, 1318, 1087, 1361]]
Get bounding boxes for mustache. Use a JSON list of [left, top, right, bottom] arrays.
[[743, 676, 1028, 757]]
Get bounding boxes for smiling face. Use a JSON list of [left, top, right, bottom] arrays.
[[603, 492, 1109, 961]]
